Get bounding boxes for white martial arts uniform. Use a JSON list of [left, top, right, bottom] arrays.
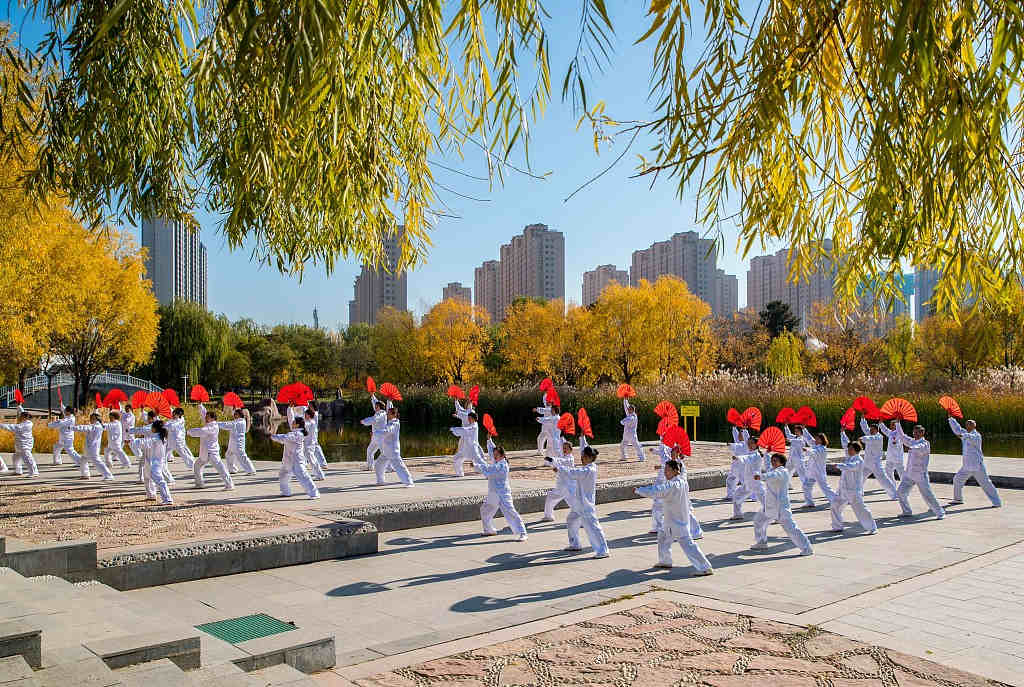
[[140, 437, 173, 504], [753, 461, 813, 555], [285, 404, 308, 427], [70, 422, 114, 479], [103, 420, 131, 469], [636, 475, 712, 572], [360, 403, 388, 471], [543, 447, 577, 522], [726, 427, 750, 500], [949, 418, 1001, 507], [803, 437, 837, 503], [856, 418, 899, 499], [130, 423, 174, 486], [451, 400, 476, 477], [474, 439, 527, 538], [620, 399, 643, 461], [648, 443, 703, 539], [878, 422, 906, 484], [301, 415, 326, 481], [311, 410, 329, 469], [375, 419, 415, 487], [534, 398, 551, 454], [829, 450, 877, 534], [555, 460, 609, 556], [893, 426, 944, 519], [187, 421, 234, 490], [48, 414, 81, 466], [271, 429, 319, 498], [537, 414, 561, 459], [730, 445, 766, 519], [219, 417, 257, 476], [0, 412, 38, 476], [783, 426, 814, 506], [165, 416, 195, 469]]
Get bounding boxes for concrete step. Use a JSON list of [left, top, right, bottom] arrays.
[[83, 628, 201, 670], [245, 663, 317, 686], [231, 627, 334, 674], [113, 658, 196, 687], [0, 621, 42, 668], [24, 576, 73, 590], [190, 662, 264, 687], [32, 655, 121, 687], [0, 654, 34, 682]]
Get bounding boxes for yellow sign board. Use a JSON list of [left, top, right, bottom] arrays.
[[679, 405, 700, 417]]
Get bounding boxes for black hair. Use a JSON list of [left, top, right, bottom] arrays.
[[848, 440, 863, 453], [467, 411, 477, 421], [18, 412, 30, 421], [109, 410, 120, 420], [493, 445, 506, 458], [375, 401, 385, 410], [582, 446, 599, 459], [151, 419, 168, 442], [64, 406, 73, 414], [389, 407, 400, 419], [308, 400, 318, 410], [146, 410, 156, 420], [304, 407, 315, 418], [551, 405, 560, 414], [294, 416, 308, 436], [816, 433, 829, 447], [772, 453, 787, 466], [665, 459, 681, 473], [90, 412, 101, 422], [173, 407, 185, 417]]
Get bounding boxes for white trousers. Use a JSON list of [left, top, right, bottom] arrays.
[[146, 455, 173, 504], [883, 454, 904, 485], [366, 435, 382, 470], [11, 449, 38, 476], [726, 461, 741, 499], [375, 453, 414, 486], [279, 454, 319, 498], [168, 440, 195, 469], [830, 491, 876, 532], [567, 505, 609, 555], [753, 510, 812, 554], [953, 465, 1001, 506], [481, 491, 527, 536], [801, 460, 837, 504], [620, 433, 643, 461], [862, 458, 898, 499], [78, 452, 113, 480], [453, 446, 474, 477], [732, 480, 766, 518], [313, 443, 328, 468], [53, 439, 81, 466], [651, 497, 703, 539], [303, 445, 325, 480], [194, 450, 234, 489], [224, 444, 256, 475], [536, 429, 548, 454], [105, 443, 131, 469], [657, 526, 711, 571], [544, 485, 573, 519], [896, 473, 944, 518]]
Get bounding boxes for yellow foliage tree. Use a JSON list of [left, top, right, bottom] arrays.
[[647, 276, 716, 379], [586, 281, 655, 384], [915, 312, 997, 379], [371, 307, 430, 384], [48, 229, 159, 406], [499, 299, 565, 380], [553, 305, 593, 386], [805, 302, 885, 377], [420, 299, 490, 383], [713, 310, 772, 372]]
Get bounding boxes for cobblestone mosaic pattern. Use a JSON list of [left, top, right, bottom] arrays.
[[354, 599, 1005, 687]]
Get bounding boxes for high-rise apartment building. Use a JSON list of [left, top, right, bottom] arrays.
[[474, 260, 500, 322], [442, 281, 472, 303], [491, 223, 564, 320], [745, 241, 836, 327], [629, 231, 720, 305], [141, 217, 208, 308], [915, 268, 941, 322], [348, 227, 408, 325], [711, 269, 739, 317], [582, 264, 628, 306]]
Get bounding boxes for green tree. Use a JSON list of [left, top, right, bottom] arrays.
[[765, 331, 803, 379], [241, 337, 296, 396], [338, 324, 375, 388], [147, 302, 225, 390], [883, 316, 918, 376], [759, 301, 801, 339]]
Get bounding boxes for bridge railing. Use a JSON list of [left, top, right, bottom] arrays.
[[1, 372, 162, 407]]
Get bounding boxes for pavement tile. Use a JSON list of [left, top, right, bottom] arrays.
[[662, 652, 742, 672], [654, 634, 712, 653], [353, 674, 417, 687], [582, 634, 646, 650], [631, 665, 690, 686], [744, 656, 837, 673], [885, 650, 991, 687], [723, 633, 792, 654], [702, 676, 817, 687], [496, 660, 536, 686], [841, 654, 881, 674], [410, 657, 488, 679], [802, 632, 867, 657]]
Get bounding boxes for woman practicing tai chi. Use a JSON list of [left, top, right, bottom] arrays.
[[635, 456, 713, 575], [548, 444, 609, 558], [474, 437, 528, 541], [271, 416, 320, 500]]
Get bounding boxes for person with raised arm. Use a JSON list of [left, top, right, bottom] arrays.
[[620, 400, 643, 461], [301, 407, 326, 480], [537, 407, 561, 459], [726, 426, 750, 502], [0, 407, 37, 476], [69, 413, 115, 480], [165, 407, 195, 470], [220, 408, 258, 477], [751, 453, 813, 556], [893, 424, 945, 520], [541, 439, 577, 523], [728, 435, 766, 521], [947, 416, 1001, 508], [141, 420, 174, 505], [877, 419, 906, 485], [533, 395, 551, 456], [102, 410, 131, 470], [804, 432, 838, 503], [783, 422, 815, 507], [450, 409, 483, 480], [830, 439, 877, 535], [375, 407, 415, 487], [187, 408, 235, 490], [271, 416, 320, 499], [635, 456, 713, 575], [306, 401, 330, 472], [474, 437, 528, 541], [48, 406, 82, 467], [855, 417, 899, 499], [361, 399, 388, 472], [548, 444, 609, 558]]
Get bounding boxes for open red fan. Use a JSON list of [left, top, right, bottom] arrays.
[[162, 388, 180, 406], [539, 377, 554, 392], [482, 413, 498, 437], [152, 396, 172, 418], [222, 392, 244, 408], [662, 425, 692, 456], [616, 383, 636, 399], [469, 385, 480, 406], [775, 407, 795, 424], [131, 390, 148, 409], [577, 408, 593, 438], [189, 384, 210, 402], [557, 412, 576, 436], [939, 395, 963, 419], [880, 397, 917, 422], [277, 382, 312, 404], [544, 387, 560, 407], [446, 384, 466, 400], [654, 400, 678, 420], [794, 406, 817, 427], [95, 392, 103, 408], [840, 407, 856, 431], [740, 407, 762, 432], [758, 426, 787, 454], [104, 388, 127, 408], [145, 391, 164, 410], [14, 389, 24, 404], [853, 395, 881, 420], [656, 416, 678, 437], [726, 407, 743, 427], [379, 383, 402, 402], [366, 376, 377, 394]]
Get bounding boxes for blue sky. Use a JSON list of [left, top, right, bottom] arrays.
[[4, 3, 782, 328]]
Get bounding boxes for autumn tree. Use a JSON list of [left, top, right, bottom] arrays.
[[765, 331, 803, 379], [586, 281, 654, 384], [420, 299, 490, 384], [712, 311, 771, 372], [371, 308, 430, 385], [337, 323, 375, 389], [553, 305, 594, 386], [805, 302, 885, 377], [146, 301, 226, 390], [500, 299, 565, 380], [759, 301, 801, 339], [915, 313, 998, 379], [882, 317, 918, 376], [646, 277, 716, 379]]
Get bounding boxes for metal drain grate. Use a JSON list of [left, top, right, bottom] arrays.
[[195, 613, 296, 644]]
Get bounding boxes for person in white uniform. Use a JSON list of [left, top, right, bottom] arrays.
[[187, 409, 235, 490], [219, 409, 257, 476], [893, 424, 945, 520], [375, 407, 415, 487], [878, 419, 906, 485], [948, 417, 1001, 507], [271, 416, 320, 499], [70, 413, 115, 480], [533, 396, 551, 455], [548, 445, 609, 558], [855, 417, 899, 499], [803, 432, 838, 505], [361, 399, 388, 471], [166, 408, 196, 469], [141, 420, 174, 504], [474, 438, 528, 540], [0, 407, 38, 476], [783, 423, 814, 507], [117, 403, 137, 462], [620, 400, 643, 461], [451, 398, 476, 477], [635, 458, 713, 575], [103, 411, 131, 469], [726, 426, 750, 502], [751, 453, 813, 555], [300, 408, 326, 480], [542, 440, 577, 522], [537, 410, 561, 459], [729, 435, 765, 520], [830, 439, 878, 534], [129, 411, 174, 486], [307, 401, 330, 471], [48, 407, 81, 466]]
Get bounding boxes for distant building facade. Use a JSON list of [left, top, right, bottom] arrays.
[[141, 217, 207, 307], [746, 241, 836, 328], [915, 268, 941, 322], [474, 224, 564, 321], [629, 230, 738, 316], [582, 264, 628, 306], [442, 281, 472, 303], [711, 269, 739, 317], [348, 227, 408, 325], [473, 260, 500, 322]]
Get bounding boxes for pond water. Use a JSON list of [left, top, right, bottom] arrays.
[[246, 420, 1024, 462]]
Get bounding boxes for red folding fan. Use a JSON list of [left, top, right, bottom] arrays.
[[616, 383, 636, 399], [740, 407, 762, 432], [654, 401, 678, 420], [794, 406, 817, 427], [726, 408, 743, 427], [758, 426, 787, 454], [880, 397, 917, 422], [775, 407, 796, 424], [131, 390, 148, 409], [557, 412, 576, 436], [145, 391, 164, 410], [539, 377, 554, 392], [544, 387, 560, 407], [469, 385, 480, 405], [14, 389, 24, 404], [189, 384, 210, 402], [939, 395, 963, 419], [95, 392, 103, 408], [104, 388, 127, 408], [482, 413, 497, 437], [657, 416, 678, 437], [162, 388, 180, 406], [853, 395, 882, 420], [577, 408, 593, 438], [662, 425, 692, 456], [223, 392, 244, 408], [446, 384, 466, 400], [366, 376, 377, 394], [840, 407, 856, 431], [152, 396, 172, 418], [379, 383, 402, 402]]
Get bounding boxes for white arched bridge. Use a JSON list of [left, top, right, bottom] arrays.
[[1, 372, 162, 409]]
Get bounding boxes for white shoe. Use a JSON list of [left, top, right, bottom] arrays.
[[865, 530, 878, 535], [102, 476, 115, 481], [541, 516, 555, 522], [515, 534, 528, 542], [751, 543, 769, 551], [693, 569, 714, 576], [800, 549, 814, 556], [309, 494, 320, 500], [593, 552, 610, 559]]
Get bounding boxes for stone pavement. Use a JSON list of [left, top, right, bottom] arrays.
[[118, 479, 1024, 685]]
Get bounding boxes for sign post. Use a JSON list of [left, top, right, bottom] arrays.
[[679, 404, 700, 441]]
